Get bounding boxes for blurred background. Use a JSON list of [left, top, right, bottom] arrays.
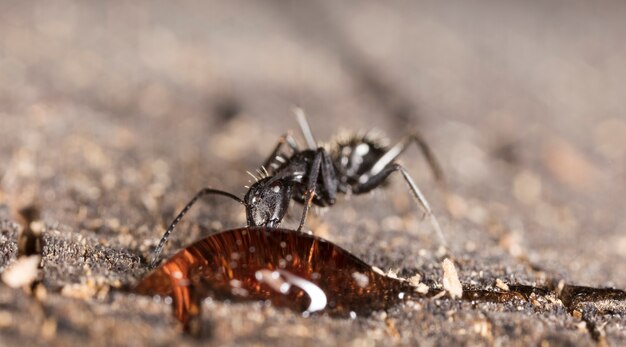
[[0, 0, 625, 344], [2, 0, 625, 280]]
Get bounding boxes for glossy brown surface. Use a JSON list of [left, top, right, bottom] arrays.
[[135, 227, 413, 328]]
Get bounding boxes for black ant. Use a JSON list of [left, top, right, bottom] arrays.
[[151, 109, 445, 267]]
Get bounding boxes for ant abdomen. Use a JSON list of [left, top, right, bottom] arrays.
[[331, 134, 389, 188]]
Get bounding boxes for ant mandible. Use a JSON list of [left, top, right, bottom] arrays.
[[151, 109, 446, 267]]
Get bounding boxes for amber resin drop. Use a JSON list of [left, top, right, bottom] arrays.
[[135, 227, 413, 328]]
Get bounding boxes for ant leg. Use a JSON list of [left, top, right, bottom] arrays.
[[150, 188, 244, 268], [409, 132, 446, 188], [319, 149, 338, 204], [294, 107, 317, 149], [262, 133, 299, 171], [297, 148, 337, 231], [354, 163, 446, 247], [296, 148, 325, 232], [408, 133, 445, 184], [368, 132, 445, 186]]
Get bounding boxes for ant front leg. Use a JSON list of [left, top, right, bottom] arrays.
[[353, 163, 446, 247], [297, 148, 337, 232], [262, 133, 299, 172]]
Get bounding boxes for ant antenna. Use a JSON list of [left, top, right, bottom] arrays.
[[293, 107, 317, 149], [150, 188, 244, 268]]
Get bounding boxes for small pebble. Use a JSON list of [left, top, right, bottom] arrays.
[[415, 283, 429, 294], [1, 255, 40, 288], [495, 278, 510, 291], [442, 258, 463, 299], [408, 274, 421, 287]]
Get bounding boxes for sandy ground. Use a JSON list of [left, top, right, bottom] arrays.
[[0, 1, 625, 346]]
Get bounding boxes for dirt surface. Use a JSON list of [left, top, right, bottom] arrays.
[[0, 1, 625, 346]]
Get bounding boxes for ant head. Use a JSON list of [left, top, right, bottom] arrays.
[[244, 177, 293, 228]]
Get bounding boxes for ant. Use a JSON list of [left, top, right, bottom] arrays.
[[150, 109, 446, 267]]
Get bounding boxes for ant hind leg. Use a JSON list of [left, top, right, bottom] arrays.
[[407, 132, 445, 185], [368, 132, 446, 188], [353, 163, 446, 247]]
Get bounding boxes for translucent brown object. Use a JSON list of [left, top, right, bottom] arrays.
[[135, 227, 413, 330]]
